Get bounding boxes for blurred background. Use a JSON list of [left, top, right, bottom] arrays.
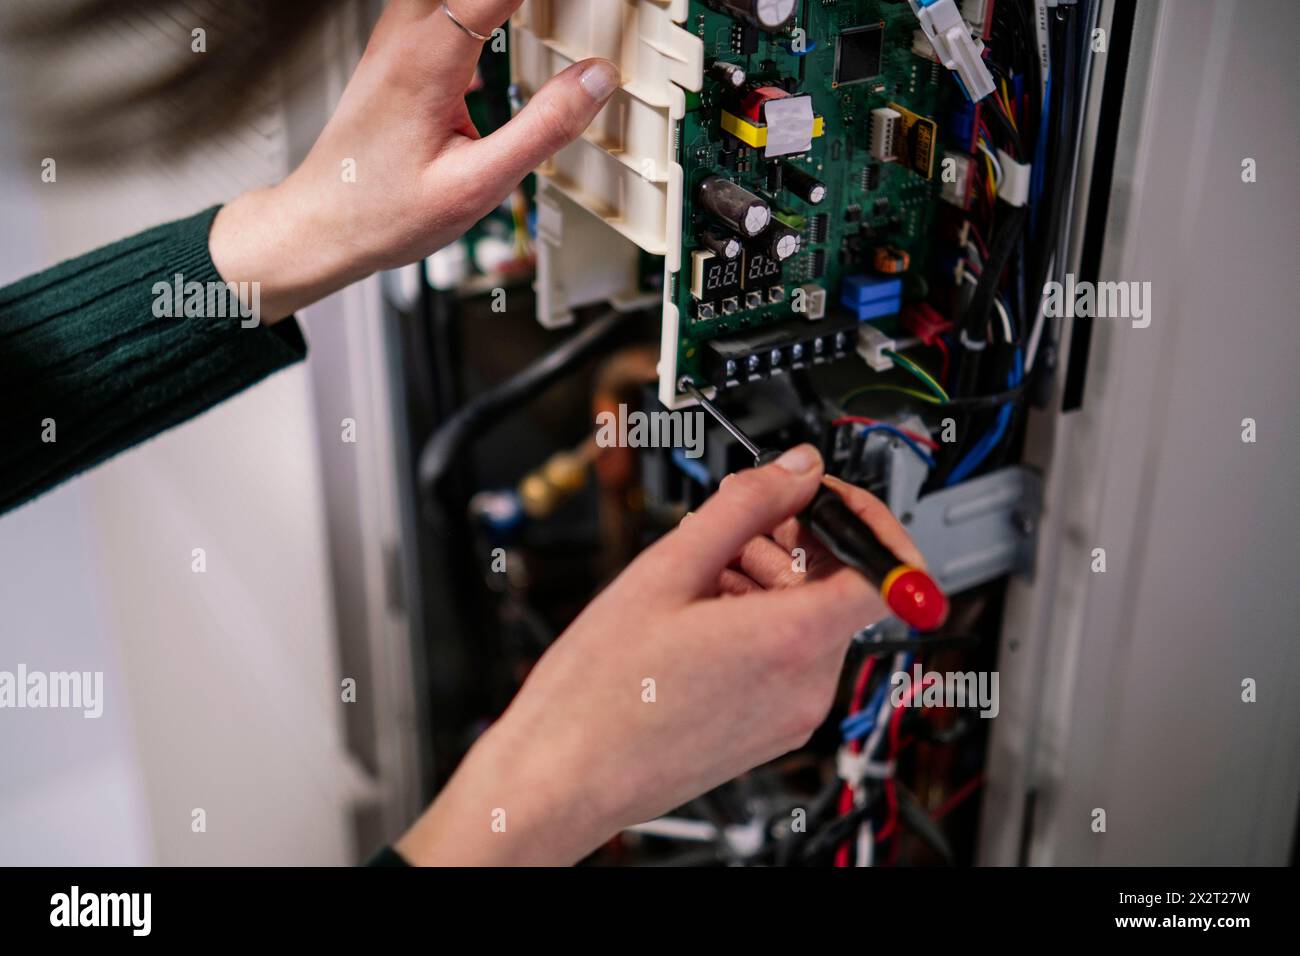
[[1, 0, 1297, 867]]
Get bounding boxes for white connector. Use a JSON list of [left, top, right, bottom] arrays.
[[857, 325, 897, 373], [869, 107, 902, 162], [911, 28, 940, 62], [996, 149, 1032, 207], [940, 151, 973, 208], [908, 0, 996, 102], [960, 0, 991, 34]]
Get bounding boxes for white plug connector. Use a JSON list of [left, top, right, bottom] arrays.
[[858, 325, 897, 373], [908, 0, 996, 102], [996, 149, 1032, 207]]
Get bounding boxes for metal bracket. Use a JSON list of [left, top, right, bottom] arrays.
[[903, 465, 1043, 595]]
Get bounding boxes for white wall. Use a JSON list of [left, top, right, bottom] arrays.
[[0, 10, 366, 865]]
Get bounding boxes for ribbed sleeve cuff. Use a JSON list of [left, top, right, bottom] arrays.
[[0, 205, 309, 514]]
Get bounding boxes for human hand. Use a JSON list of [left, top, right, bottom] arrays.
[[209, 0, 621, 322], [395, 446, 924, 866]]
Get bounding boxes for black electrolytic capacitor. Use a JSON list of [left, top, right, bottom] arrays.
[[697, 176, 772, 239], [766, 224, 802, 262], [784, 164, 828, 205], [767, 163, 784, 194], [719, 0, 797, 32], [699, 230, 743, 260], [710, 61, 747, 90]]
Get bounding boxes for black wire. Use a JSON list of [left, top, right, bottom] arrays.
[[895, 783, 956, 866], [1026, 1, 1086, 398], [948, 383, 1030, 411], [798, 786, 883, 865], [950, 203, 1029, 437], [416, 308, 639, 514], [856, 632, 980, 657]]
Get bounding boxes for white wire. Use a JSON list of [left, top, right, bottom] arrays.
[[978, 140, 1004, 189], [852, 651, 906, 866], [994, 297, 1014, 344], [1025, 252, 1055, 372], [855, 819, 875, 868]]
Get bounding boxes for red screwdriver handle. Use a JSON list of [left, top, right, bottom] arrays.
[[800, 487, 949, 632]]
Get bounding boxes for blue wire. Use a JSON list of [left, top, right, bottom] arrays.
[[839, 679, 889, 742], [840, 653, 915, 744], [945, 349, 1023, 486], [1031, 73, 1052, 234], [848, 425, 937, 470]]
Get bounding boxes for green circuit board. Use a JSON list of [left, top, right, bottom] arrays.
[[673, 0, 952, 389]]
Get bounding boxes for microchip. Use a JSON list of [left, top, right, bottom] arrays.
[[835, 24, 884, 87], [811, 248, 827, 278], [809, 213, 829, 244]]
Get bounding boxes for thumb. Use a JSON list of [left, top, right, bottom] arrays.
[[650, 446, 827, 598], [463, 58, 620, 188]]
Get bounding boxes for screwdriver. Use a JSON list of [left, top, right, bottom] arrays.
[[680, 379, 949, 632]]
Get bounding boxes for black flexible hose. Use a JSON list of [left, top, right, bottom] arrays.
[[417, 308, 639, 514]]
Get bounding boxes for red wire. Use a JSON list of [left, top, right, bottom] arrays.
[[841, 662, 984, 862], [932, 339, 951, 386], [835, 657, 877, 867], [831, 417, 940, 451], [932, 774, 986, 822], [875, 673, 937, 851]]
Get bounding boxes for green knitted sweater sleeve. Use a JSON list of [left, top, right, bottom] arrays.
[[0, 205, 308, 515]]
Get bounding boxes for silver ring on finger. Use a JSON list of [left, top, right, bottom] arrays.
[[441, 3, 491, 43]]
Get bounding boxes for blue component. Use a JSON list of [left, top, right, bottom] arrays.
[[846, 297, 903, 322], [671, 448, 710, 487], [949, 101, 978, 148], [842, 274, 904, 307], [473, 490, 526, 540]]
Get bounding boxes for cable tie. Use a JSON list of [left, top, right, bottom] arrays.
[[837, 747, 897, 784]]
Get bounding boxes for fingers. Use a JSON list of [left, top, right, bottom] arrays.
[[823, 476, 927, 569], [717, 568, 762, 597], [772, 476, 927, 572], [456, 58, 621, 195], [732, 570, 887, 658], [641, 445, 825, 599], [382, 1, 523, 92], [736, 535, 807, 590]]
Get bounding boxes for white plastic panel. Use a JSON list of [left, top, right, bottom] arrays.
[[512, 0, 702, 401]]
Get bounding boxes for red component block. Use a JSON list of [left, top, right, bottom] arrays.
[[903, 302, 955, 346], [739, 86, 789, 123]]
